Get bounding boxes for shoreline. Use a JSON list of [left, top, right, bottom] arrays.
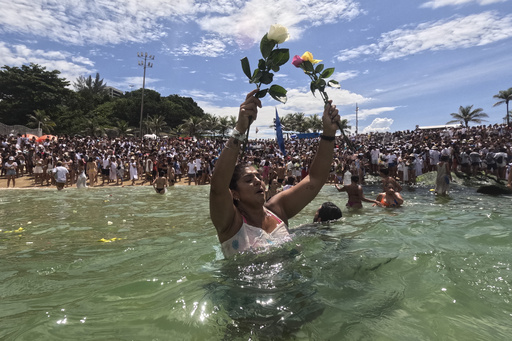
[[0, 174, 195, 190]]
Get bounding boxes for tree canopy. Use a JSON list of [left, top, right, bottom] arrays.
[[0, 63, 206, 137]]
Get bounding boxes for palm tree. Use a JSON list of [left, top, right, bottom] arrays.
[[338, 118, 352, 136], [306, 114, 323, 133], [114, 120, 134, 138], [446, 105, 488, 128], [493, 87, 512, 127], [217, 117, 231, 138], [144, 115, 168, 135], [73, 73, 107, 95], [181, 116, 204, 138], [203, 114, 220, 137], [27, 109, 56, 134], [228, 115, 238, 129]]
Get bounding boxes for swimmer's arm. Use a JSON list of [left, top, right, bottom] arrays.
[[360, 187, 381, 206], [269, 101, 339, 220], [334, 183, 346, 192], [210, 90, 261, 234]]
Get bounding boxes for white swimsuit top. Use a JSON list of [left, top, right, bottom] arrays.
[[221, 209, 291, 258]]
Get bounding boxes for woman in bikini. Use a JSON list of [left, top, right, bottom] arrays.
[[209, 90, 341, 258], [375, 184, 404, 208]]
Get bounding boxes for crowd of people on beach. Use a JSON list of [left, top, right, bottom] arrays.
[[1, 122, 512, 193]]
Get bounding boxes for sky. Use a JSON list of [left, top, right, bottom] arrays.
[[1, 0, 511, 139]]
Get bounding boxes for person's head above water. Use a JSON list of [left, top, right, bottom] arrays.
[[313, 202, 342, 223]]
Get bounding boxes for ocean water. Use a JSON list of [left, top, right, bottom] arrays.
[[1, 179, 512, 340]]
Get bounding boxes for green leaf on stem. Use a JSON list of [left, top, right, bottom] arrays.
[[271, 65, 280, 72], [302, 61, 314, 73], [328, 80, 341, 88], [269, 84, 287, 104], [259, 71, 274, 85], [260, 34, 276, 59], [250, 69, 262, 84], [258, 59, 266, 71], [255, 88, 268, 98], [268, 48, 290, 68], [310, 82, 318, 97], [241, 57, 252, 79], [315, 64, 324, 74], [320, 68, 335, 79]]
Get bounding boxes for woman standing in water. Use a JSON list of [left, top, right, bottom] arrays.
[[435, 155, 452, 195], [209, 90, 340, 258]]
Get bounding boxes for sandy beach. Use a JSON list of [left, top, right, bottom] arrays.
[[0, 174, 191, 189]]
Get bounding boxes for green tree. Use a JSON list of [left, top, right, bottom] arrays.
[[338, 118, 352, 136], [144, 115, 168, 135], [114, 120, 135, 138], [446, 105, 488, 128], [217, 117, 231, 138], [181, 116, 204, 138], [306, 114, 323, 133], [73, 73, 107, 95], [27, 109, 56, 134], [0, 64, 72, 126], [493, 87, 512, 126]]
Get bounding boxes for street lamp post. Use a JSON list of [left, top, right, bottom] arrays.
[[137, 52, 154, 138]]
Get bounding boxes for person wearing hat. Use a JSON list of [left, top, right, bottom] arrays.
[[4, 156, 18, 187]]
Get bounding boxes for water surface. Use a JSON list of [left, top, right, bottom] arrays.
[[1, 181, 512, 340]]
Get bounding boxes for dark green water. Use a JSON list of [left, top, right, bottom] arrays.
[[1, 181, 512, 340]]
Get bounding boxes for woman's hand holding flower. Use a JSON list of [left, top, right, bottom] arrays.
[[236, 89, 262, 133], [322, 100, 340, 136]]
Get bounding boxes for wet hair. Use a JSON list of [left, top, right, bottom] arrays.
[[380, 168, 389, 176], [316, 202, 342, 222], [351, 175, 359, 183], [229, 163, 251, 190]]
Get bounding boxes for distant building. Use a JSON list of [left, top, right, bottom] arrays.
[[416, 124, 461, 130], [106, 86, 123, 98]]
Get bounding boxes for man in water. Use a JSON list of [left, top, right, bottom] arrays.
[[53, 161, 69, 191], [152, 171, 168, 194], [335, 175, 380, 209]]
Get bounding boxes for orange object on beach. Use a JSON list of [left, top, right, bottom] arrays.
[[22, 133, 39, 140], [36, 135, 58, 143]]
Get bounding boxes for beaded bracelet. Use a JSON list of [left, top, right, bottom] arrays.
[[230, 128, 246, 142], [320, 134, 335, 141]]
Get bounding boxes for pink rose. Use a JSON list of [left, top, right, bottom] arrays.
[[291, 55, 304, 67]]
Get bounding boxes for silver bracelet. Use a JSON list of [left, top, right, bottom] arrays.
[[230, 128, 246, 142]]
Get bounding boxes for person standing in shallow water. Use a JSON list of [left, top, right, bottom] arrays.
[[435, 155, 452, 195], [209, 90, 341, 258], [335, 175, 380, 209]]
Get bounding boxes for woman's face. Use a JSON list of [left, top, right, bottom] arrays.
[[234, 167, 266, 203]]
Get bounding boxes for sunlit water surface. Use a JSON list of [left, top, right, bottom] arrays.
[[1, 179, 512, 340]]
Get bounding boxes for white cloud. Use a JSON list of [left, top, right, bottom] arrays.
[[337, 11, 512, 62], [362, 117, 394, 133], [170, 37, 228, 57], [0, 0, 361, 54], [333, 70, 359, 82], [0, 42, 93, 84], [421, 0, 506, 9]]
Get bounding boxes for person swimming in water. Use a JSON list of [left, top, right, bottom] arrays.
[[335, 175, 381, 209], [375, 184, 404, 207], [152, 171, 168, 194], [209, 90, 341, 258]]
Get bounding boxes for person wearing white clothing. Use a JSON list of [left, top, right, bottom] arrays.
[[53, 161, 69, 190]]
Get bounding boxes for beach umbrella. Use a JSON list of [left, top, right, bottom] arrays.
[[22, 133, 38, 140], [36, 135, 57, 143]]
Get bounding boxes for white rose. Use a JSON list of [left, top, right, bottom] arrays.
[[267, 24, 289, 44]]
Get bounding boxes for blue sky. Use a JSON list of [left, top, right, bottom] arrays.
[[1, 0, 511, 138]]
